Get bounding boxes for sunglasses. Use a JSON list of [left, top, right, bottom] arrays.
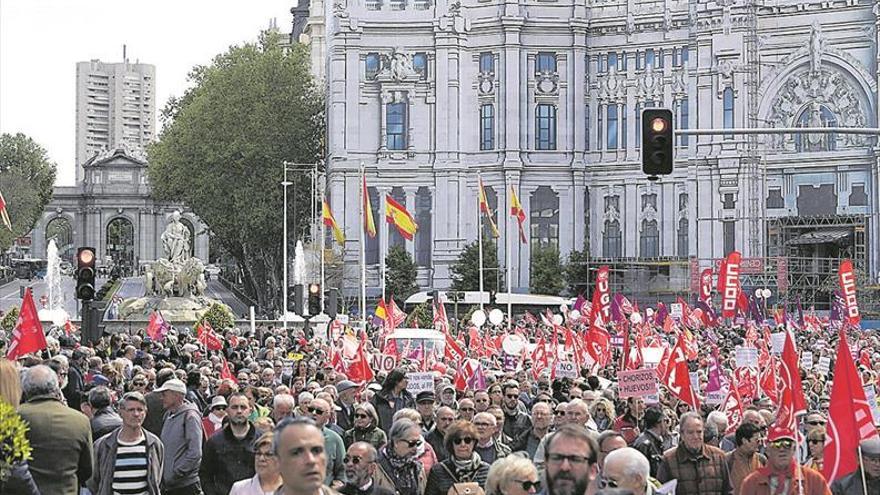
[[344, 455, 370, 465], [554, 410, 565, 416], [459, 407, 475, 412], [355, 413, 370, 419], [599, 476, 618, 489], [514, 480, 541, 492], [506, 394, 519, 399], [453, 437, 476, 445], [399, 438, 423, 448], [808, 438, 825, 444], [806, 421, 826, 426], [308, 407, 326, 415], [213, 406, 227, 411], [769, 439, 794, 450]]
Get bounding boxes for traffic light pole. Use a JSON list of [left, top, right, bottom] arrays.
[[675, 127, 880, 136]]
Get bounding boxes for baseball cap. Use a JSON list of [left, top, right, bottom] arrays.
[[154, 378, 186, 395]]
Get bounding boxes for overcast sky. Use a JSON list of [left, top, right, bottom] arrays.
[[0, 0, 295, 186]]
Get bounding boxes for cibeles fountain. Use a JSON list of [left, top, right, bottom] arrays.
[[118, 210, 230, 321]]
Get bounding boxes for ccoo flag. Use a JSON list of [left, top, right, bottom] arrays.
[[6, 288, 47, 360]]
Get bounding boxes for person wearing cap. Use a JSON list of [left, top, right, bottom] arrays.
[[740, 424, 830, 495], [829, 437, 880, 495], [156, 378, 204, 494], [416, 391, 436, 433], [656, 412, 731, 495], [438, 384, 458, 409], [337, 380, 360, 432], [202, 395, 228, 437], [88, 391, 165, 495]]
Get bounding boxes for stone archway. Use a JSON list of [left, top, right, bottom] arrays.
[[45, 216, 74, 261], [179, 217, 196, 259], [106, 217, 135, 276]]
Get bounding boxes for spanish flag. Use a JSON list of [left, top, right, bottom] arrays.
[[509, 186, 527, 244], [478, 177, 499, 238], [385, 196, 418, 240], [363, 175, 376, 238], [0, 189, 12, 231], [322, 199, 345, 246]]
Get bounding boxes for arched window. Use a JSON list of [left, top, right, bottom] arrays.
[[603, 221, 621, 258], [106, 217, 135, 272], [723, 88, 734, 138], [530, 186, 559, 250], [795, 104, 838, 152], [45, 217, 74, 261], [607, 105, 618, 149], [677, 218, 689, 257], [640, 220, 659, 257]]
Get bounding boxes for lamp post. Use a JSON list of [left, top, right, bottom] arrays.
[[755, 288, 772, 320], [282, 163, 293, 331]]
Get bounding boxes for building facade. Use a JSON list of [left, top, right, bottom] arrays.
[[315, 0, 880, 307], [29, 146, 209, 275], [75, 60, 156, 183]]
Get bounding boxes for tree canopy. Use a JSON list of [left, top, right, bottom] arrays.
[[148, 31, 324, 312], [0, 133, 57, 250], [385, 245, 419, 302], [450, 237, 503, 293], [530, 245, 564, 295]]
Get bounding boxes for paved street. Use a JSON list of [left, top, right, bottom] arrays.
[[205, 279, 250, 318]]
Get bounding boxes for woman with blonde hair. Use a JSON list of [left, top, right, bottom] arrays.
[[590, 397, 616, 432], [485, 454, 540, 495], [229, 432, 283, 494], [0, 358, 40, 495], [344, 402, 387, 449], [803, 426, 825, 472]]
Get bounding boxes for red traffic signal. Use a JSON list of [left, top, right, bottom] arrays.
[[76, 247, 97, 300], [642, 108, 674, 179]]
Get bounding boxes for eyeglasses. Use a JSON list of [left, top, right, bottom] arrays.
[[808, 438, 825, 444], [399, 438, 423, 448], [769, 439, 794, 450], [308, 407, 326, 415], [355, 413, 369, 419], [255, 451, 276, 459], [453, 437, 476, 445], [547, 454, 590, 465], [506, 394, 519, 399], [514, 480, 541, 492], [213, 406, 227, 411], [474, 422, 493, 427], [344, 455, 371, 465], [598, 476, 619, 489]]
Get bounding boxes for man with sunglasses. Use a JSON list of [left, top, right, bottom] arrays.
[[340, 442, 395, 495], [309, 397, 347, 489], [740, 425, 830, 495], [502, 381, 533, 440], [633, 407, 668, 478]]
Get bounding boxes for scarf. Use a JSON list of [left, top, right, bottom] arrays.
[[755, 459, 799, 495], [382, 446, 420, 495], [449, 452, 483, 482]]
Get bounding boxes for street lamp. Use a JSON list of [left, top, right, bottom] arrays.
[[755, 288, 772, 319], [282, 164, 293, 331]]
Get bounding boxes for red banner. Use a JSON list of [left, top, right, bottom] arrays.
[[700, 268, 713, 303], [776, 257, 789, 293], [720, 251, 742, 318], [838, 259, 860, 326], [592, 266, 611, 323]]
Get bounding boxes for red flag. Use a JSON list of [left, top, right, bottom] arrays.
[[6, 288, 47, 360], [759, 357, 779, 406], [0, 189, 13, 231], [720, 251, 742, 318], [824, 329, 880, 482], [592, 266, 611, 323], [720, 381, 745, 436], [444, 332, 466, 362], [700, 268, 713, 304], [776, 331, 807, 431], [329, 342, 346, 373], [63, 319, 78, 336], [838, 259, 861, 326], [220, 357, 237, 384], [531, 337, 549, 379], [146, 311, 170, 341], [347, 341, 375, 383], [197, 321, 223, 351], [663, 338, 700, 410], [433, 295, 450, 334], [734, 367, 758, 403]]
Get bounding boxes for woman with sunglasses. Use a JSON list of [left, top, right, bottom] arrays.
[[344, 402, 388, 450], [229, 432, 283, 494], [802, 427, 825, 473], [374, 418, 427, 495], [485, 455, 540, 495], [425, 420, 491, 495]]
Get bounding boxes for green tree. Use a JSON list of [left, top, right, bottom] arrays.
[[405, 302, 432, 328], [196, 302, 236, 331], [0, 134, 57, 250], [148, 31, 324, 312], [530, 245, 564, 295], [564, 248, 591, 295], [385, 245, 419, 301], [450, 237, 504, 293]]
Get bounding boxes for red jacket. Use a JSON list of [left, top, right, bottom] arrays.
[[202, 416, 221, 438], [740, 462, 831, 495]]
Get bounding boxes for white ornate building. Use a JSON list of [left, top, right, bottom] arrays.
[[305, 0, 880, 307]]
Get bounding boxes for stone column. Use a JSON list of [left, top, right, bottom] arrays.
[[404, 186, 417, 259]]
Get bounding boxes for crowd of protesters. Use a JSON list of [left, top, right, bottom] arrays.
[[0, 300, 879, 495]]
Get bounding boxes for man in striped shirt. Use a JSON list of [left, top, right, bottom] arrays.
[[89, 391, 165, 495]]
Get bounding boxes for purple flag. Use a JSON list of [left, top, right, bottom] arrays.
[[611, 294, 624, 323], [467, 361, 486, 390], [654, 303, 669, 326], [572, 293, 587, 313], [705, 346, 725, 393]]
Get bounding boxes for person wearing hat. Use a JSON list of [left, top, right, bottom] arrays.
[[337, 380, 360, 432], [740, 424, 830, 495], [416, 391, 436, 434], [202, 395, 228, 438], [156, 378, 204, 494], [829, 437, 880, 495]]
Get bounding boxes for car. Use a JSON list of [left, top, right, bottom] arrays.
[[205, 264, 221, 279]]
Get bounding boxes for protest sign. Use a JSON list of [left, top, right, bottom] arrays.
[[555, 361, 578, 379], [644, 392, 660, 405], [670, 303, 683, 320], [735, 346, 758, 368], [706, 390, 726, 405], [770, 333, 785, 354], [406, 372, 435, 395], [503, 353, 518, 371], [863, 384, 880, 426], [815, 356, 831, 375], [288, 352, 305, 361], [690, 372, 701, 395], [618, 369, 658, 399], [281, 359, 294, 376], [370, 353, 398, 374], [801, 351, 813, 370]]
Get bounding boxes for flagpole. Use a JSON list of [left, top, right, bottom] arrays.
[[477, 174, 485, 312], [506, 185, 512, 331], [857, 444, 869, 495], [360, 162, 367, 330], [319, 165, 326, 315]]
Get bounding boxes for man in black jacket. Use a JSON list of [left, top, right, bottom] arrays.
[[199, 392, 258, 495], [632, 406, 667, 477], [426, 406, 456, 461], [340, 442, 395, 495]]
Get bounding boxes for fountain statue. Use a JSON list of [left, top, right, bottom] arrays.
[[293, 240, 306, 286], [38, 239, 70, 326], [118, 211, 230, 321]]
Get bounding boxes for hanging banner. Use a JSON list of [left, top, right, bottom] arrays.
[[593, 266, 611, 323], [838, 259, 861, 326], [776, 257, 789, 294], [700, 268, 713, 303], [721, 251, 742, 318]]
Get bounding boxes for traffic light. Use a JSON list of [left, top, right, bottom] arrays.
[[641, 108, 674, 179], [292, 284, 304, 316], [326, 288, 339, 319], [76, 247, 97, 300], [308, 283, 321, 316]]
